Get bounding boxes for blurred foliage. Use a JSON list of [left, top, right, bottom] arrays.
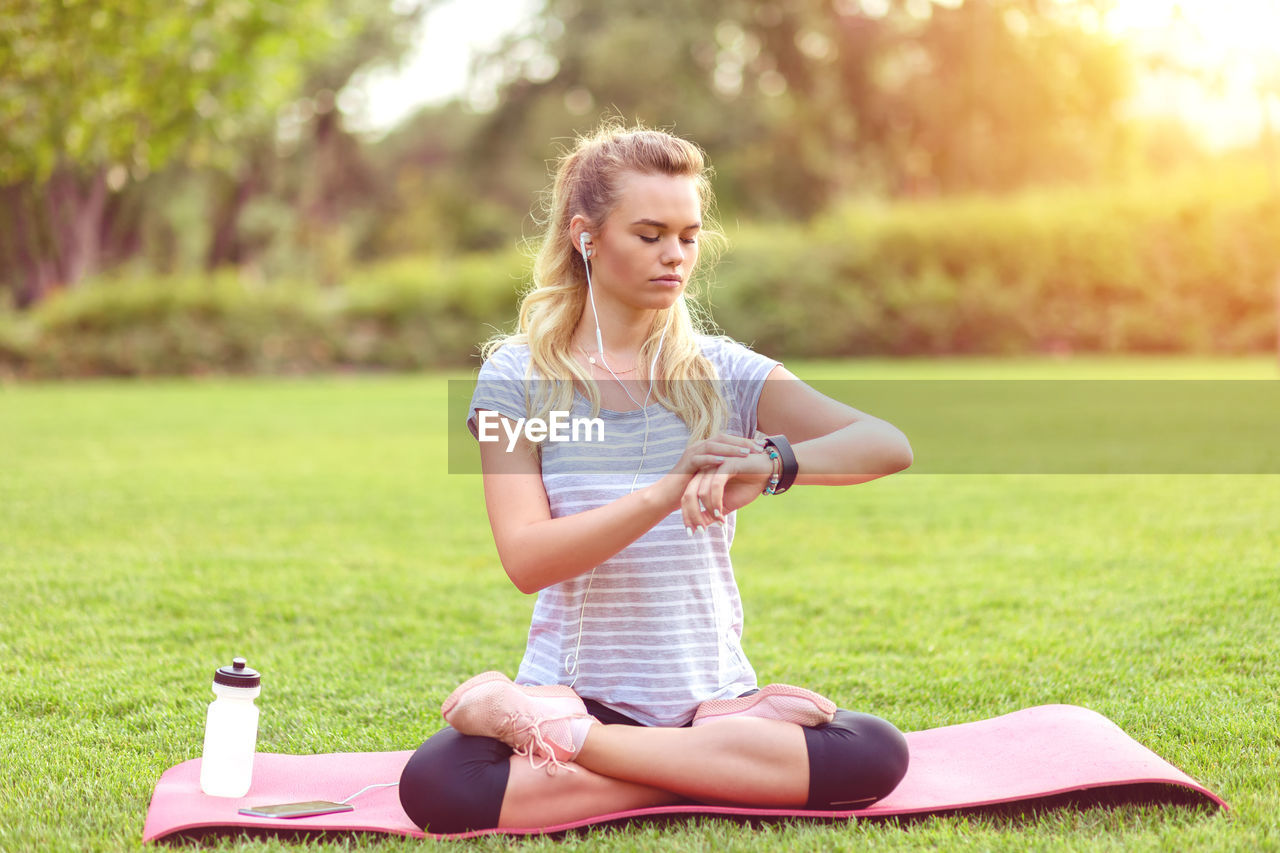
[[3, 163, 1276, 379], [0, 251, 524, 378], [0, 0, 340, 182], [0, 0, 425, 304], [359, 103, 518, 257], [448, 0, 1136, 222], [359, 0, 1231, 269], [2, 0, 1274, 362], [711, 161, 1280, 358]]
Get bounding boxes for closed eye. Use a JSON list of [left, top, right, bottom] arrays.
[[640, 235, 698, 245]]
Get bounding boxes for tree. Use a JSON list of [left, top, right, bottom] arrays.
[[889, 0, 1132, 192], [455, 0, 1134, 221], [0, 0, 419, 305], [199, 0, 429, 281]]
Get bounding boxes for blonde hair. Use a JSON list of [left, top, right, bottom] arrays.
[[483, 121, 730, 440]]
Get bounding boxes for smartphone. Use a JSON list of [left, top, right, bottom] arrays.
[[238, 800, 355, 819]]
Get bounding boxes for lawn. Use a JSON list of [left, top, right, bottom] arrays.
[[1, 356, 1277, 852]]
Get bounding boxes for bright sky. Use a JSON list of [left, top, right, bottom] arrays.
[[341, 0, 539, 135], [344, 0, 1280, 150], [1104, 0, 1280, 149]]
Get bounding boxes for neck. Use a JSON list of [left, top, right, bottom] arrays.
[[575, 302, 658, 357]]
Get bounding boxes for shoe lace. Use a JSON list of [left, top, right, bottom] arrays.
[[499, 711, 578, 775]]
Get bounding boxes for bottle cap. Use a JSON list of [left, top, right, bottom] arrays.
[[213, 657, 261, 688]]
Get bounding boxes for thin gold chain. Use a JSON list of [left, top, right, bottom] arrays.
[[576, 344, 639, 375]]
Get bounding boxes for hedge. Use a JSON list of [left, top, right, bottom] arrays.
[[0, 254, 527, 379], [712, 165, 1280, 357], [2, 166, 1277, 379]]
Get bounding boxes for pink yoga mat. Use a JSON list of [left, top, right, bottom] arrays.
[[142, 704, 1226, 842]]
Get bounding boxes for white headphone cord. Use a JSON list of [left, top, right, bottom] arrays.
[[582, 248, 670, 488], [566, 248, 670, 686], [337, 781, 399, 805]]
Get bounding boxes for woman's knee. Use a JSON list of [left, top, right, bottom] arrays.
[[803, 710, 910, 809], [398, 726, 511, 833]]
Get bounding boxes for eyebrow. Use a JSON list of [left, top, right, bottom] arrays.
[[630, 218, 702, 231]]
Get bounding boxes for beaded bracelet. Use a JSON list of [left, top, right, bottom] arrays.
[[763, 446, 782, 495], [762, 435, 798, 495]]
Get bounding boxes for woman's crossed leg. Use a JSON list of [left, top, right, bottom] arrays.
[[399, 679, 907, 834]]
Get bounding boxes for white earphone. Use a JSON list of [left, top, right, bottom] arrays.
[[579, 232, 592, 258]]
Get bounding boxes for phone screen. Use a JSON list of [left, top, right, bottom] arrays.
[[238, 800, 355, 819]]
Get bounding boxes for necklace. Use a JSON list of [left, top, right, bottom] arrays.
[[576, 344, 639, 375]]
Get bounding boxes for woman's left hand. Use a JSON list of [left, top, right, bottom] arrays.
[[680, 448, 772, 533]]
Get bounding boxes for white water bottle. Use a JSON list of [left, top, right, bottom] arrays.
[[199, 657, 261, 798]]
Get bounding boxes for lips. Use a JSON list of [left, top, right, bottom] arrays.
[[651, 276, 683, 285]]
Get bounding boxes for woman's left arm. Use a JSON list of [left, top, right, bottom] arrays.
[[680, 365, 912, 529], [755, 365, 913, 486]]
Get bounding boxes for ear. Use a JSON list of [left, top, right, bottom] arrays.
[[569, 215, 594, 258]]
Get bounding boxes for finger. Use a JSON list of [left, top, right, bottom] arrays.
[[679, 435, 759, 473], [680, 474, 703, 534], [692, 473, 717, 529], [681, 472, 715, 534], [685, 443, 747, 466], [675, 448, 722, 477], [711, 433, 765, 453], [697, 466, 730, 523], [689, 452, 730, 471], [703, 440, 755, 458]]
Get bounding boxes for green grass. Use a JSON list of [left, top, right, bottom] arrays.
[[1, 356, 1277, 851]]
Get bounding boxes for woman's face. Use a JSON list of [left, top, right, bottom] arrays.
[[582, 171, 702, 315]]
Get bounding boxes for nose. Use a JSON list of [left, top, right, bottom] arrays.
[[660, 236, 686, 267]]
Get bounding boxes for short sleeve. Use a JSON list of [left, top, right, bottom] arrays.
[[702, 337, 780, 438], [466, 344, 534, 439]]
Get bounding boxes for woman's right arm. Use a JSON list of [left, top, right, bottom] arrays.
[[478, 412, 758, 593]]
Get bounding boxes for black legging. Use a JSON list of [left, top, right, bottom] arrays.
[[399, 699, 909, 834]]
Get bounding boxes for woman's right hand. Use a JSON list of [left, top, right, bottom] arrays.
[[653, 433, 765, 527], [669, 432, 763, 478]]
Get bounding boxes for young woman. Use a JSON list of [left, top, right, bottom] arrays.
[[399, 123, 914, 834]]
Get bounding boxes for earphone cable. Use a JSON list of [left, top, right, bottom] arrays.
[[337, 781, 399, 805], [566, 243, 672, 683]]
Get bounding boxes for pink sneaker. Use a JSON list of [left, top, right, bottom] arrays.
[[691, 684, 838, 728], [442, 671, 596, 773]]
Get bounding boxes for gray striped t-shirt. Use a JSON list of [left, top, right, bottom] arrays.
[[467, 337, 779, 726]]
